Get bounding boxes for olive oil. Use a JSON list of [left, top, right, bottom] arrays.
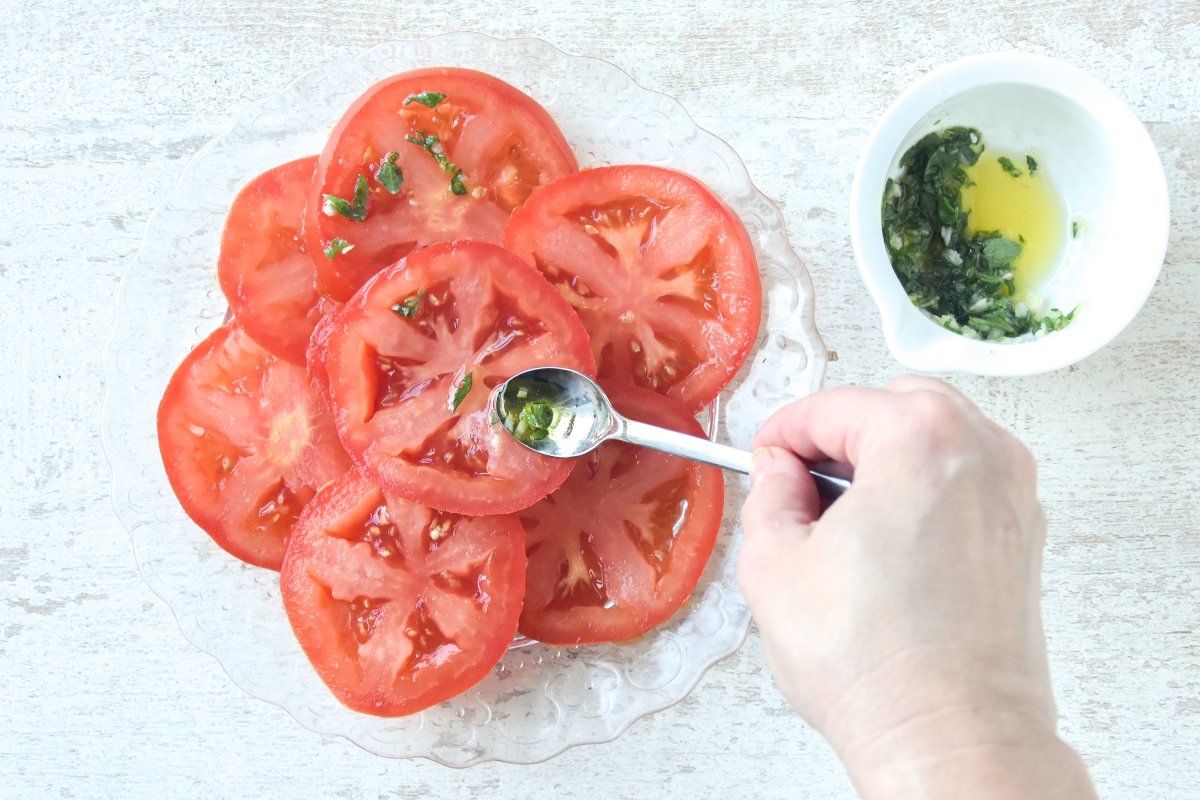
[[961, 155, 1067, 300]]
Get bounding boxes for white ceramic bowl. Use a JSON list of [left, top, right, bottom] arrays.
[[851, 52, 1169, 376]]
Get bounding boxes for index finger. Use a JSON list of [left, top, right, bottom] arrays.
[[751, 385, 897, 467]]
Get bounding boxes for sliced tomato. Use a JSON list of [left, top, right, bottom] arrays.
[[503, 165, 762, 412], [218, 156, 325, 364], [281, 469, 525, 716], [305, 67, 578, 301], [323, 240, 595, 515], [305, 299, 344, 398], [157, 322, 353, 569], [516, 385, 725, 645]]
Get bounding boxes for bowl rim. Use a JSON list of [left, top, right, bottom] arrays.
[[850, 51, 1170, 376]]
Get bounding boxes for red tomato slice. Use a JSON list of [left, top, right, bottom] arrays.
[[306, 67, 578, 301], [503, 165, 762, 412], [305, 299, 343, 398], [218, 156, 325, 364], [324, 240, 596, 515], [281, 469, 525, 716], [516, 385, 725, 645], [157, 323, 353, 569]]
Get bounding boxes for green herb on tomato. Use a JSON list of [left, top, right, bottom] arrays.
[[406, 131, 468, 195], [323, 238, 354, 259], [322, 175, 369, 221], [882, 127, 1074, 340], [375, 152, 404, 194], [391, 289, 427, 319], [451, 371, 473, 412], [403, 91, 447, 108]]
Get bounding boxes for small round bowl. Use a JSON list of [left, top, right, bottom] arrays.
[[851, 52, 1169, 376]]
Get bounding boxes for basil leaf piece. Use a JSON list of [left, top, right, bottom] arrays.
[[998, 156, 1022, 177], [451, 371, 473, 412], [322, 175, 369, 221], [403, 91, 447, 108], [323, 238, 353, 259], [1026, 155, 1038, 175], [981, 236, 1022, 270], [391, 289, 427, 319], [375, 151, 404, 194]]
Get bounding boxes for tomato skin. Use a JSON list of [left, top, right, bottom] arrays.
[[157, 323, 353, 570], [503, 164, 762, 412], [323, 240, 596, 515], [280, 469, 525, 716], [306, 67, 578, 301], [218, 156, 324, 364], [516, 384, 725, 645]]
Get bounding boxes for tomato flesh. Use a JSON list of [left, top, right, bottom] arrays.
[[281, 469, 525, 716], [218, 156, 325, 364], [157, 323, 352, 569], [503, 164, 761, 412], [306, 67, 578, 301], [516, 385, 725, 644], [323, 240, 595, 515]]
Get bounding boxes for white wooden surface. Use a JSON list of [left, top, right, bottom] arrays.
[[2, 2, 1198, 797]]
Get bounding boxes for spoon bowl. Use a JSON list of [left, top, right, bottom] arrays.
[[494, 367, 617, 459]]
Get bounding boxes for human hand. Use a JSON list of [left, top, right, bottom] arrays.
[[739, 375, 1095, 798]]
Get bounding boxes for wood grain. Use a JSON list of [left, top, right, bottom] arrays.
[[1, 1, 1197, 798]]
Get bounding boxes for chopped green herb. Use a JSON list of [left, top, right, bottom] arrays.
[[982, 236, 1022, 270], [1026, 155, 1038, 175], [882, 127, 1071, 340], [1072, 220, 1081, 238], [497, 379, 570, 445], [406, 131, 468, 195], [391, 289, 427, 318], [322, 175, 369, 221], [514, 401, 555, 441], [403, 91, 447, 108], [375, 151, 404, 194], [998, 156, 1022, 177], [323, 238, 354, 259], [451, 371, 473, 412]]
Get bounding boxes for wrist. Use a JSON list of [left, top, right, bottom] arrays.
[[839, 706, 1097, 800]]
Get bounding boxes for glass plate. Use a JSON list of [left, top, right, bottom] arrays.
[[101, 33, 825, 766]]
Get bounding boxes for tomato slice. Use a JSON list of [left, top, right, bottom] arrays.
[[305, 299, 343, 398], [324, 240, 595, 515], [305, 67, 578, 301], [516, 385, 725, 644], [157, 323, 353, 569], [503, 165, 762, 412], [218, 156, 325, 364], [281, 469, 525, 716]]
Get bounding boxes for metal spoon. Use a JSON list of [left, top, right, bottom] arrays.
[[494, 367, 852, 504]]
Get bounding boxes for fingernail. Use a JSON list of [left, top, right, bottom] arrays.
[[749, 447, 780, 489]]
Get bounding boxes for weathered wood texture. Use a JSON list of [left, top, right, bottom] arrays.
[[1, 1, 1197, 798]]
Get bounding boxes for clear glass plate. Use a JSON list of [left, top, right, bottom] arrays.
[[101, 33, 825, 766]]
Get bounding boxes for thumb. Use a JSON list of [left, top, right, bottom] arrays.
[[742, 446, 821, 539]]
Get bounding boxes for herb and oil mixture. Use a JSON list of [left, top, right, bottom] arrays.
[[497, 378, 572, 446], [882, 127, 1074, 340]]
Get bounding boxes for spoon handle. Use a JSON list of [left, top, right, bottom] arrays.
[[619, 419, 852, 502], [621, 418, 753, 472]]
